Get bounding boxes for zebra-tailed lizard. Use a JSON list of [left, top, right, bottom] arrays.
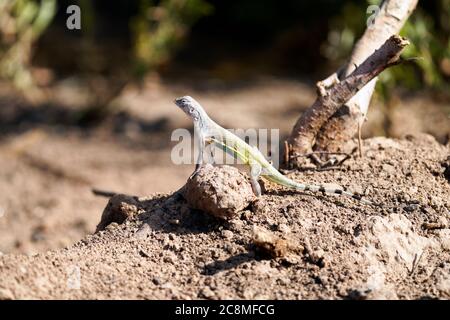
[[175, 96, 376, 206]]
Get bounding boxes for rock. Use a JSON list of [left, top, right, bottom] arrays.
[[309, 249, 326, 268], [221, 230, 234, 240], [95, 194, 140, 232], [367, 214, 436, 267], [404, 204, 419, 213], [422, 216, 448, 230], [277, 223, 290, 234], [199, 286, 215, 299], [168, 219, 180, 225], [252, 226, 288, 258], [183, 164, 254, 220], [382, 163, 396, 175]]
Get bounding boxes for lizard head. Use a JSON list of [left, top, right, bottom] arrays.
[[174, 96, 204, 121]]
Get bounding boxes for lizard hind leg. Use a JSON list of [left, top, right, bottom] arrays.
[[249, 163, 262, 196]]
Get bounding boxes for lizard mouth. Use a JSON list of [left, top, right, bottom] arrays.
[[173, 98, 182, 107], [174, 96, 193, 107]]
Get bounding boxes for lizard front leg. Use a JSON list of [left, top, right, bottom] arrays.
[[190, 131, 206, 179], [249, 162, 262, 196]]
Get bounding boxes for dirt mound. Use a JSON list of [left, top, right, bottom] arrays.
[[0, 134, 449, 299]]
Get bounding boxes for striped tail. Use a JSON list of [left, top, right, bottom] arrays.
[[300, 183, 374, 206], [265, 173, 375, 206]]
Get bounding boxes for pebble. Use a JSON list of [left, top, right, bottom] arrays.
[[241, 210, 253, 220], [105, 222, 119, 231], [228, 219, 244, 231], [224, 244, 236, 254], [221, 230, 234, 240], [163, 255, 175, 264], [382, 163, 396, 174], [211, 249, 220, 259], [200, 287, 215, 299], [404, 204, 418, 213], [277, 223, 290, 233], [350, 185, 364, 196]]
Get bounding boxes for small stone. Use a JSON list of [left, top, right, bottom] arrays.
[[199, 287, 215, 299], [252, 226, 288, 258], [382, 163, 396, 174], [105, 222, 119, 231], [221, 230, 234, 240], [404, 204, 418, 213], [224, 244, 236, 254], [241, 210, 253, 220], [183, 164, 254, 220], [438, 216, 449, 227], [242, 288, 256, 299], [253, 293, 269, 299], [280, 254, 301, 266], [95, 194, 140, 232], [277, 224, 290, 234], [163, 255, 175, 264], [31, 224, 47, 242], [228, 219, 244, 231], [138, 248, 150, 258], [161, 282, 173, 290], [211, 249, 220, 259], [351, 185, 364, 196], [309, 249, 326, 268]]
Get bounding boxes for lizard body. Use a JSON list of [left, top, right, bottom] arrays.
[[174, 96, 374, 206]]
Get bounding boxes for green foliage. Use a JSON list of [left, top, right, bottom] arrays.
[[377, 3, 450, 100], [322, 2, 364, 63], [323, 0, 450, 99], [131, 0, 212, 78], [0, 0, 56, 98]]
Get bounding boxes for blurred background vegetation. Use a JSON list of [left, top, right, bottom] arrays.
[[0, 0, 449, 115], [1, 0, 448, 256]]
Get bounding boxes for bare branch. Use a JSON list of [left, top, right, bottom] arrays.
[[287, 35, 409, 160], [313, 0, 418, 153]]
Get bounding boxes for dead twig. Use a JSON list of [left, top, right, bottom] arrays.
[[287, 35, 409, 167], [92, 188, 118, 198], [313, 0, 418, 154]]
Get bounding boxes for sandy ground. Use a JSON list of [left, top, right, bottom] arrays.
[[0, 135, 449, 299], [0, 76, 449, 299]]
